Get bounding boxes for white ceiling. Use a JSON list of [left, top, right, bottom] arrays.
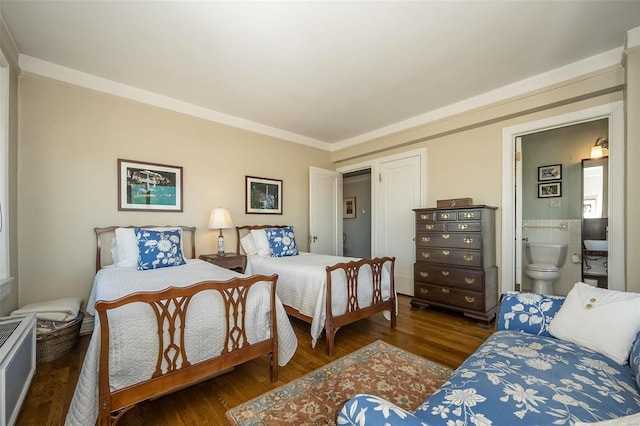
[[1, 1, 639, 149]]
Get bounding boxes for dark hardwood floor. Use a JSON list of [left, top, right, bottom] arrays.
[[17, 295, 493, 425]]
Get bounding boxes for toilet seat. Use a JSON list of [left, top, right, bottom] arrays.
[[527, 263, 559, 273]]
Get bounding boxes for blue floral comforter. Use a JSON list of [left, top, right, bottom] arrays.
[[414, 330, 640, 425], [338, 331, 640, 425]]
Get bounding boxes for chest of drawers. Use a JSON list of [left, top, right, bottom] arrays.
[[410, 206, 498, 327]]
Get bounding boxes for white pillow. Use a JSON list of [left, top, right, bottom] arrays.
[[240, 234, 258, 256], [549, 282, 640, 365], [250, 229, 271, 256], [115, 228, 138, 267]]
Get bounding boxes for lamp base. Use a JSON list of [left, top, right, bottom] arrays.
[[217, 234, 225, 257]]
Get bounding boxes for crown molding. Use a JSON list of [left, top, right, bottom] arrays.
[[331, 46, 624, 152], [18, 42, 626, 155], [18, 54, 331, 151]]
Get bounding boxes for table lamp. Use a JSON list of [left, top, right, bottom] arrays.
[[209, 208, 234, 256]]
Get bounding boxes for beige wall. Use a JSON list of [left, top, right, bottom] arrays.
[[0, 19, 20, 316], [17, 75, 332, 307], [334, 65, 629, 293], [625, 43, 640, 292]]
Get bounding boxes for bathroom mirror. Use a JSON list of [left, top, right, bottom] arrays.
[[581, 157, 608, 219]]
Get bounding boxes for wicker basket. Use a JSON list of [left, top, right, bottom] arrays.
[[36, 312, 84, 363]]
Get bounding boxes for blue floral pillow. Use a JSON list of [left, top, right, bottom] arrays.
[[629, 332, 640, 388], [497, 291, 565, 337], [135, 228, 186, 270], [265, 226, 299, 257]]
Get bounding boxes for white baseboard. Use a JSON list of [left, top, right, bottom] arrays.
[[80, 315, 94, 335]]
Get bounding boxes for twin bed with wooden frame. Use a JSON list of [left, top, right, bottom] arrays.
[[236, 224, 397, 356], [65, 226, 297, 426]]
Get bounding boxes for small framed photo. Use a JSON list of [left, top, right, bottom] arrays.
[[343, 197, 356, 219], [245, 176, 282, 214], [118, 159, 183, 211], [538, 181, 561, 198], [538, 164, 562, 181]]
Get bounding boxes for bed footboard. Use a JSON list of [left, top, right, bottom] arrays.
[[95, 275, 279, 426], [325, 257, 396, 356]]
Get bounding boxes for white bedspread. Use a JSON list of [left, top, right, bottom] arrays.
[[245, 252, 393, 345], [65, 260, 297, 426]]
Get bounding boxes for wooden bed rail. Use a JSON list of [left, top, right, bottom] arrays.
[[95, 274, 279, 426], [325, 257, 396, 356]]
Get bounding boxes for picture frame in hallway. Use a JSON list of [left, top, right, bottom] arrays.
[[343, 197, 356, 219], [538, 182, 561, 198], [245, 176, 282, 214], [118, 159, 183, 212], [538, 164, 562, 181]]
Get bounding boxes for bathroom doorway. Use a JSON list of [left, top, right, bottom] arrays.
[[501, 101, 625, 295], [519, 119, 607, 296]]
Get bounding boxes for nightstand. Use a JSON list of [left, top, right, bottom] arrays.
[[199, 253, 247, 273]]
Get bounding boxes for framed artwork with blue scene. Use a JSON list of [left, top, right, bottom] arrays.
[[118, 159, 183, 212]]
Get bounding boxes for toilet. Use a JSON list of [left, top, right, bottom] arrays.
[[524, 243, 568, 295]]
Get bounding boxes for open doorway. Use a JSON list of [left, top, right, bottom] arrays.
[[501, 101, 624, 294], [518, 119, 608, 296], [342, 169, 372, 258]]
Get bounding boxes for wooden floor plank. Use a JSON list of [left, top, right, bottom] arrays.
[[16, 295, 493, 425]]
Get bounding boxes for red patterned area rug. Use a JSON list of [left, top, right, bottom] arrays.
[[225, 340, 452, 425]]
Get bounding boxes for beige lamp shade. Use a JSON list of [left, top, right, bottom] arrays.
[[209, 208, 234, 230]]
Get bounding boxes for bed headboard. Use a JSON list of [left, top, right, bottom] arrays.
[[94, 225, 197, 272], [235, 225, 289, 254]]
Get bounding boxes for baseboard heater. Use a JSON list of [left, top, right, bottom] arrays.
[[0, 313, 36, 426]]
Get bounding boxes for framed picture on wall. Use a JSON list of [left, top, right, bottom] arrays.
[[538, 181, 561, 198], [538, 164, 562, 181], [245, 176, 283, 214], [343, 197, 356, 219], [118, 159, 183, 211]]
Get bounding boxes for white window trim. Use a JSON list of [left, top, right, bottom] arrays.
[[0, 50, 10, 280]]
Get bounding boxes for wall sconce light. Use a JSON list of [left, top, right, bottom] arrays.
[[590, 137, 608, 159], [209, 208, 234, 256]]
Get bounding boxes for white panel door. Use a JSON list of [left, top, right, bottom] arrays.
[[309, 167, 342, 255], [374, 152, 424, 296]]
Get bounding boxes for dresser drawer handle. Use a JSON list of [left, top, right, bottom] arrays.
[[441, 288, 450, 294], [441, 271, 450, 276], [463, 213, 474, 219], [441, 213, 450, 219], [463, 255, 474, 262], [420, 214, 429, 220], [464, 278, 475, 284], [425, 224, 434, 230], [463, 237, 474, 245], [422, 236, 431, 242], [420, 272, 429, 278], [421, 252, 431, 259], [465, 296, 475, 303], [458, 224, 468, 230], [442, 234, 450, 239], [420, 288, 429, 294], [442, 250, 450, 256]]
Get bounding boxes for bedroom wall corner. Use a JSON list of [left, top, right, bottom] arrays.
[[16, 75, 333, 307]]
